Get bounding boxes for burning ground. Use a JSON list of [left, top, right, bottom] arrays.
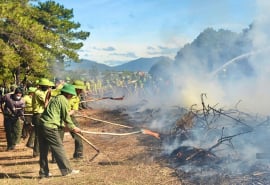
[[122, 93, 270, 185]]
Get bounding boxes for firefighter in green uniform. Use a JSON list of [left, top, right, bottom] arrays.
[[0, 87, 25, 150], [38, 84, 81, 178], [51, 80, 85, 162], [70, 80, 85, 158], [32, 78, 54, 157], [50, 78, 66, 163], [22, 87, 36, 147]]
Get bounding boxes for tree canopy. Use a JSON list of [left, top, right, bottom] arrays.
[[0, 0, 90, 86]]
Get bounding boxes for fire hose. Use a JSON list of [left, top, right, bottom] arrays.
[[75, 115, 160, 139], [81, 130, 141, 136], [73, 128, 160, 162]]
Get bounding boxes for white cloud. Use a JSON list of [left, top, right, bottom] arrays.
[[78, 35, 190, 65]]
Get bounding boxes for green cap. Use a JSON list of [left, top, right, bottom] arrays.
[[73, 80, 86, 90], [61, 84, 77, 96]]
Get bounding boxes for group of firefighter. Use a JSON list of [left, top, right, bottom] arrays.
[[0, 71, 173, 178], [0, 77, 87, 177], [82, 71, 172, 98]]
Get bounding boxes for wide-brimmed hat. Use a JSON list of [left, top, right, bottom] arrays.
[[73, 80, 86, 90], [61, 84, 77, 96], [39, 78, 54, 86]]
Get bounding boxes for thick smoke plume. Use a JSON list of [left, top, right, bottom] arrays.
[[100, 0, 270, 177]]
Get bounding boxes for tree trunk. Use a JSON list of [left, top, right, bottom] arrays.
[[13, 67, 20, 86]]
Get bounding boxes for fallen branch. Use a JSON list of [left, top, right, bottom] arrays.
[[208, 129, 252, 152]]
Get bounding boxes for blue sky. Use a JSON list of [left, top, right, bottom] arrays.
[[48, 0, 256, 66]]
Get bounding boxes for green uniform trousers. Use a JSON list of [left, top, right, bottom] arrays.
[[70, 115, 83, 158], [4, 115, 23, 149], [51, 128, 65, 162], [38, 125, 72, 176], [23, 115, 34, 147], [32, 113, 42, 156]]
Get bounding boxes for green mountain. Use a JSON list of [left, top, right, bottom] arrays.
[[147, 26, 255, 81], [174, 27, 253, 74], [66, 56, 173, 72], [65, 59, 112, 71], [113, 56, 173, 72]]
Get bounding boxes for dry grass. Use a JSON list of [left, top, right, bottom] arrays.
[[0, 109, 181, 185]]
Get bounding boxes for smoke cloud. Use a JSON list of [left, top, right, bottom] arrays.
[[81, 0, 270, 180]]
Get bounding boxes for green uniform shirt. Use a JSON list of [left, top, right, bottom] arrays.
[[32, 89, 48, 114], [23, 95, 33, 112], [40, 95, 75, 130]]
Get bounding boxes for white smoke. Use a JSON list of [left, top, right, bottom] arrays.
[[85, 0, 270, 178]]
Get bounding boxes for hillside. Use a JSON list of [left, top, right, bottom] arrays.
[[65, 59, 112, 72], [146, 27, 254, 80], [174, 27, 253, 74], [112, 56, 173, 72], [66, 56, 173, 73]]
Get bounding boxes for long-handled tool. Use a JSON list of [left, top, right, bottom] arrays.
[[75, 115, 133, 128], [74, 132, 100, 161], [79, 95, 125, 103]]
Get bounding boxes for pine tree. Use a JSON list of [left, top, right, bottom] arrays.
[[0, 0, 90, 86]]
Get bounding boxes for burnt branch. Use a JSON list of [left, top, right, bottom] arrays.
[[208, 129, 252, 152]]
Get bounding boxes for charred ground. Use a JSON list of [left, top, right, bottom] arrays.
[[0, 108, 181, 185]]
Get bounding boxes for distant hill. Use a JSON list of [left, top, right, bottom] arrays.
[[112, 56, 173, 72], [65, 59, 112, 71], [66, 56, 173, 72], [174, 27, 253, 73], [147, 26, 255, 81]]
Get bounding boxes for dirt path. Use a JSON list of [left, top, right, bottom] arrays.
[[0, 109, 181, 185]]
